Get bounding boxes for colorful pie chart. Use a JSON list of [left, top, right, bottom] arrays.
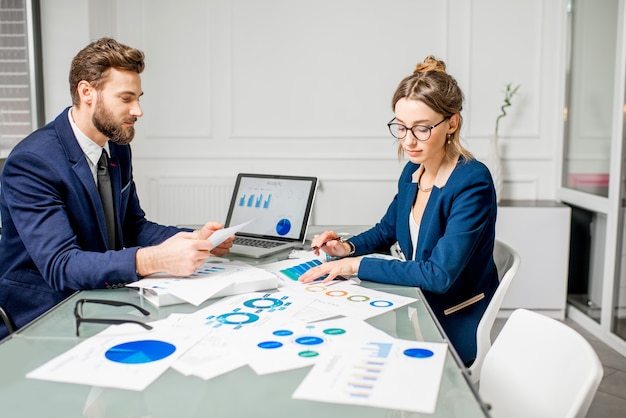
[[105, 340, 176, 364]]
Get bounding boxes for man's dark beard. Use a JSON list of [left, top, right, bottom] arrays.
[[92, 102, 136, 145]]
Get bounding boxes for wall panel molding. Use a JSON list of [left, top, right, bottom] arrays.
[[39, 0, 568, 218]]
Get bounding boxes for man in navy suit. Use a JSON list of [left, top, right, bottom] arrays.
[[0, 38, 232, 339]]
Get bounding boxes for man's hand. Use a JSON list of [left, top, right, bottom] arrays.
[[135, 222, 233, 277], [193, 221, 234, 257]]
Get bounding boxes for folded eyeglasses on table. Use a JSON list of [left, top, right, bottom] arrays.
[[74, 298, 153, 336]]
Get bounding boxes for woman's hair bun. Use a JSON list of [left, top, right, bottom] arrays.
[[413, 55, 446, 74]]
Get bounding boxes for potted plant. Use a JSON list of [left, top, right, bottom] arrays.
[[488, 83, 520, 203]]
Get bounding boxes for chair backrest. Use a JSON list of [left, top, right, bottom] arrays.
[[468, 239, 520, 383], [479, 309, 603, 418]]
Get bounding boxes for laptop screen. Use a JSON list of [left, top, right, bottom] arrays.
[[224, 173, 318, 242]]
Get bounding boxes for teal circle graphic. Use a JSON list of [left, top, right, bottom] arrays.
[[323, 327, 346, 335], [216, 312, 260, 325], [243, 297, 284, 309], [105, 340, 176, 364], [403, 348, 434, 358], [273, 329, 294, 336], [298, 350, 320, 358]]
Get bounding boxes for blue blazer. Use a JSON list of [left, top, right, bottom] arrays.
[[349, 159, 499, 364], [0, 108, 182, 338]]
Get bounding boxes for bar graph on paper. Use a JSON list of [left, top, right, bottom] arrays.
[[292, 339, 449, 414], [279, 259, 324, 281]]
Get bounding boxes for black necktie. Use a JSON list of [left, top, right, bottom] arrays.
[[97, 149, 116, 249]]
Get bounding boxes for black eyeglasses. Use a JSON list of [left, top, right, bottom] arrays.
[[74, 298, 153, 336], [0, 305, 15, 334], [387, 116, 450, 141]]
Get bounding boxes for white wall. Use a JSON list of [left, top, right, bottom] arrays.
[[38, 0, 567, 226]]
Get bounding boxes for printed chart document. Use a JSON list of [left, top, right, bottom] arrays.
[[207, 220, 253, 247], [184, 290, 310, 331], [26, 319, 205, 391], [171, 326, 248, 380], [260, 251, 350, 287], [167, 284, 418, 379], [292, 338, 448, 414], [261, 251, 403, 290], [241, 316, 394, 375], [280, 280, 418, 321], [127, 259, 277, 306], [171, 291, 321, 379], [173, 300, 397, 378]]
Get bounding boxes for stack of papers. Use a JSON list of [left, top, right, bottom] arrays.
[[28, 251, 449, 414], [26, 317, 207, 391], [127, 258, 277, 307]]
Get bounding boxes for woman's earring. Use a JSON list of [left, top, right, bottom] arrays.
[[446, 134, 452, 144]]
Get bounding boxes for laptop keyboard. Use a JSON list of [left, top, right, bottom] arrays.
[[233, 237, 285, 249]]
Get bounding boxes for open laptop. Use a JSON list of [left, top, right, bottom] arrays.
[[224, 173, 318, 258]]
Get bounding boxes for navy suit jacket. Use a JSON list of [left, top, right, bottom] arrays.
[[0, 108, 182, 338], [348, 158, 499, 364]]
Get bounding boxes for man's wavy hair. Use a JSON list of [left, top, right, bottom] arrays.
[[69, 37, 145, 106]]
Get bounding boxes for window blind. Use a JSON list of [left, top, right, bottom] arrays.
[[0, 0, 42, 157]]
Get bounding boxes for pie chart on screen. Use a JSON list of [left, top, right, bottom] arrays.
[[276, 218, 291, 235], [105, 340, 176, 364]]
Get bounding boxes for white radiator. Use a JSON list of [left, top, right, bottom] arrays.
[[149, 177, 235, 227]]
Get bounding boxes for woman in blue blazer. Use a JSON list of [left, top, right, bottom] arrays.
[[300, 56, 499, 365]]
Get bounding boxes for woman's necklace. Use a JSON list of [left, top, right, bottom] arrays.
[[416, 167, 434, 192]]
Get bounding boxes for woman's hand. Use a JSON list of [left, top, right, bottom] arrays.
[[310, 231, 351, 258], [299, 257, 361, 284]]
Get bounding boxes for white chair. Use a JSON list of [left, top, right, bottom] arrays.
[[468, 239, 521, 383], [479, 308, 604, 418]]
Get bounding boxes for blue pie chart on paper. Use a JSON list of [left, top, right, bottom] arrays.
[[294, 336, 324, 346], [105, 340, 176, 364], [258, 341, 284, 349], [276, 218, 291, 236], [403, 348, 434, 359]]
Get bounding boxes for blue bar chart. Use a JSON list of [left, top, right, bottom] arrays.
[[280, 259, 323, 281], [238, 193, 272, 209]]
